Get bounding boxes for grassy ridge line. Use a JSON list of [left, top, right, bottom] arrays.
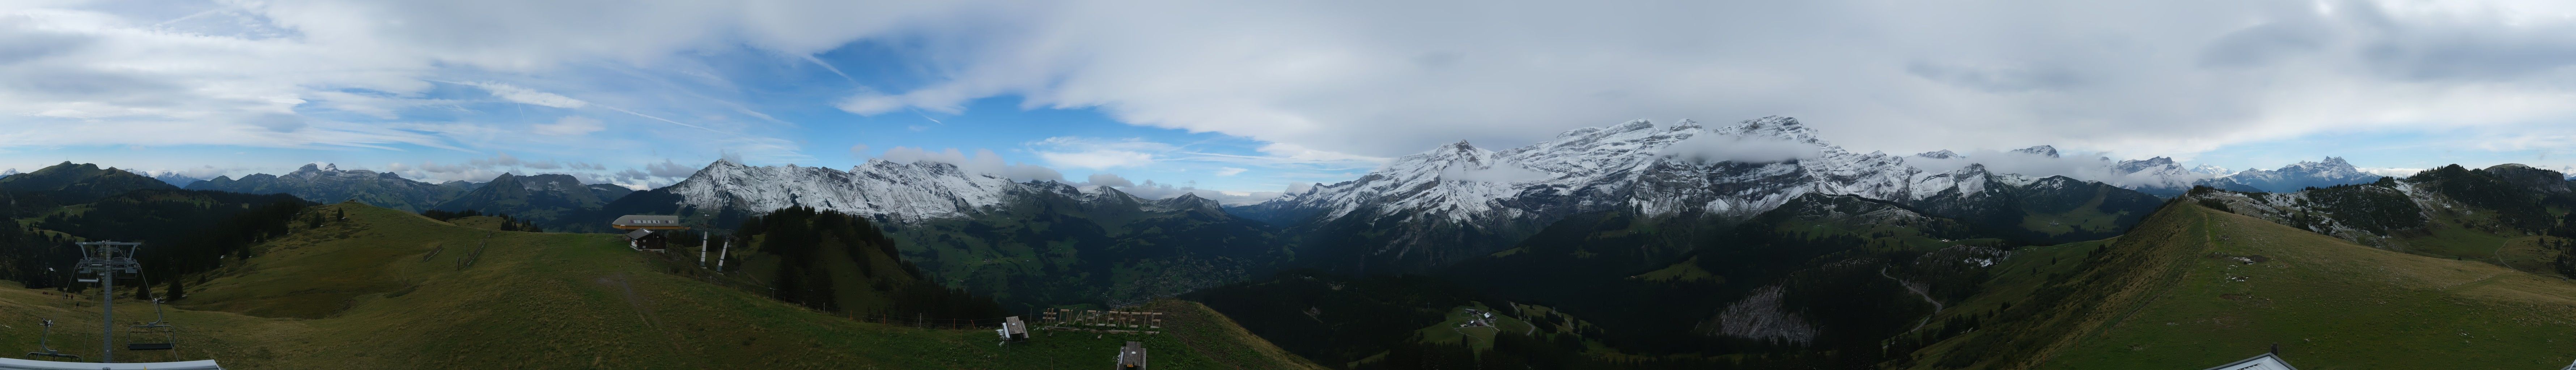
[[2037, 205, 2576, 369], [1906, 203, 2576, 369], [2077, 214, 2217, 341], [1997, 202, 2215, 369], [1148, 299, 1333, 370], [0, 203, 1319, 369]]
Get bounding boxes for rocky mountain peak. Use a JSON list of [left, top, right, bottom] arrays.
[[1710, 116, 1828, 146], [292, 163, 342, 173], [2190, 164, 2231, 176], [2011, 145, 2061, 158], [2113, 156, 2177, 173], [1147, 192, 1225, 214]]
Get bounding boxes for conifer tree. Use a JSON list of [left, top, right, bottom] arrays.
[[165, 275, 184, 301]]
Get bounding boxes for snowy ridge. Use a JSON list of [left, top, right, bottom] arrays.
[[653, 159, 1199, 224], [1256, 116, 2059, 230], [2217, 157, 2382, 193], [659, 159, 1029, 223], [2112, 157, 2201, 190], [1232, 116, 2188, 270]]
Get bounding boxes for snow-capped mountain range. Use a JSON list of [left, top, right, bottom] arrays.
[[2202, 157, 2382, 193], [612, 115, 2393, 273], [1226, 116, 2181, 271], [646, 159, 1219, 224], [1231, 118, 2384, 230], [1246, 116, 2115, 229]]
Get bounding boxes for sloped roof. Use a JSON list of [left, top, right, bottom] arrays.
[[611, 215, 686, 229], [2199, 353, 2297, 370]]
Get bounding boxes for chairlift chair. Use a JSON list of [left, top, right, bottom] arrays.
[[22, 319, 80, 360], [124, 298, 179, 352]]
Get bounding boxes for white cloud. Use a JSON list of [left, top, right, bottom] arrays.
[[1028, 137, 1171, 169], [1660, 135, 1821, 165], [1038, 150, 1154, 169], [2359, 167, 2426, 177], [1086, 173, 1136, 187], [879, 146, 1065, 182], [465, 81, 587, 108], [130, 165, 234, 181], [13, 0, 2576, 185], [1082, 177, 1283, 205], [1214, 167, 1246, 176], [645, 159, 701, 178], [1254, 143, 1387, 165], [812, 0, 2576, 161], [392, 160, 504, 182], [848, 144, 870, 157], [532, 116, 606, 136], [1902, 148, 2236, 189], [376, 151, 616, 182]]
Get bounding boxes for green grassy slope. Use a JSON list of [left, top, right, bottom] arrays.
[[442, 215, 514, 231], [2186, 165, 2576, 278], [1904, 203, 2576, 369], [0, 203, 1320, 369]]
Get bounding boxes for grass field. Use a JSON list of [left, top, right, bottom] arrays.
[[1905, 203, 2576, 370], [0, 203, 1322, 369], [441, 215, 515, 231]]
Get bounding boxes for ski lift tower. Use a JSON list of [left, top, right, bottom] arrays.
[[76, 241, 143, 363]]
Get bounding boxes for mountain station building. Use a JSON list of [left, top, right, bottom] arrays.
[[612, 215, 686, 251]]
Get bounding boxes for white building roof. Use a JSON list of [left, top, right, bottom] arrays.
[[611, 215, 687, 229], [2199, 353, 2296, 370]]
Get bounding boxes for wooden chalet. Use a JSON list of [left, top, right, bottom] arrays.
[[624, 229, 670, 251], [998, 316, 1029, 341], [1116, 341, 1147, 370]]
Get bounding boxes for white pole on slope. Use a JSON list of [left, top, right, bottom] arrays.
[[716, 239, 730, 272], [698, 231, 709, 267]]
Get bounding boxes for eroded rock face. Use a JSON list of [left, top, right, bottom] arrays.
[[1707, 285, 1818, 345]]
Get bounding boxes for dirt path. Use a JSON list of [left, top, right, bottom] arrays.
[[1881, 266, 1943, 333], [597, 273, 685, 351]]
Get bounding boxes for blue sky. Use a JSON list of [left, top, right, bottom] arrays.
[[7, 0, 2576, 203]]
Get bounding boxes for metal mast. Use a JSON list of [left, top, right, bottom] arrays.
[[76, 241, 143, 363]]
